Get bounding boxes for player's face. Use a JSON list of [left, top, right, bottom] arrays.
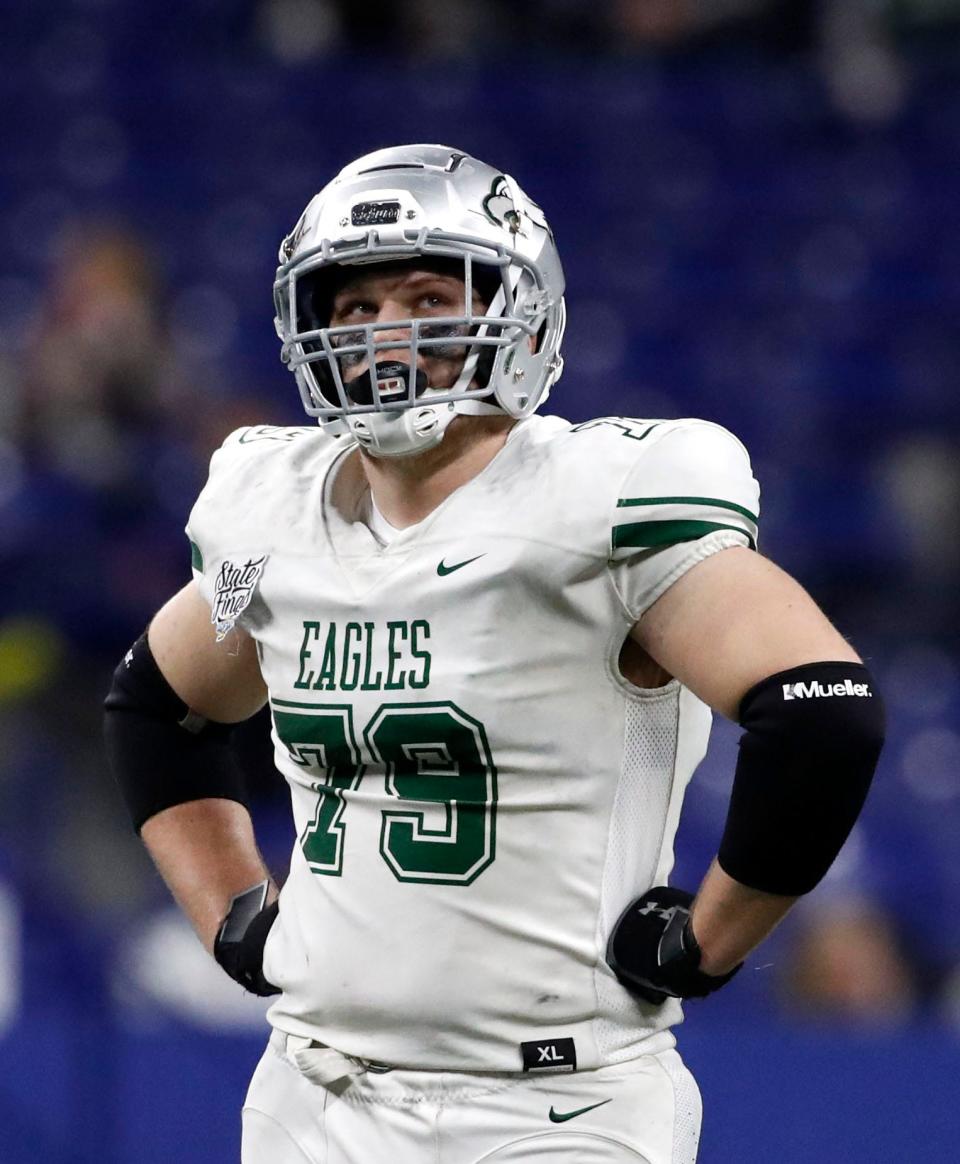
[[328, 266, 488, 389]]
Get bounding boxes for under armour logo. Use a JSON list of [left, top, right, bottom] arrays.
[[638, 903, 683, 924]]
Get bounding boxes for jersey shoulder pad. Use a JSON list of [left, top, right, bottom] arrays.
[[186, 424, 330, 580], [512, 416, 664, 558], [538, 416, 758, 559], [607, 417, 760, 559]]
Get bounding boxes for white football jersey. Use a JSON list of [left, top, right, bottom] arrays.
[[186, 414, 760, 1073]]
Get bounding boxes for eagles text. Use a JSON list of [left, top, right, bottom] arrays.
[[294, 619, 432, 692]]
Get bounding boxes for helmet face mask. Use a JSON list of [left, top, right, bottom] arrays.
[[290, 253, 515, 408], [273, 145, 566, 457]]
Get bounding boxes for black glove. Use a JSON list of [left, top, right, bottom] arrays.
[[214, 880, 281, 997], [606, 886, 742, 1005]]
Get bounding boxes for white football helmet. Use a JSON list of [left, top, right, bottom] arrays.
[[273, 144, 566, 457]]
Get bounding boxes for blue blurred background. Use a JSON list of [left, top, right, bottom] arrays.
[[1, 0, 960, 1160]]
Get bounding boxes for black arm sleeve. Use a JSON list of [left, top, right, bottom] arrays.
[[104, 632, 249, 833], [717, 661, 885, 896]]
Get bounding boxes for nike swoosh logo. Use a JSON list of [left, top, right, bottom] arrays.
[[548, 1099, 612, 1123], [437, 554, 485, 577]]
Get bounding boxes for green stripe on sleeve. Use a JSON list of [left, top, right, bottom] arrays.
[[613, 519, 756, 551], [189, 539, 204, 573], [616, 495, 759, 524]]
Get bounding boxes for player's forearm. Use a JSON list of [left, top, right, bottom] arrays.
[[141, 798, 276, 953], [690, 860, 796, 975], [688, 661, 884, 977]]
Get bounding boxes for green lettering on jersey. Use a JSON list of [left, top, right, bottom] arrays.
[[384, 621, 408, 690], [315, 623, 338, 690], [409, 620, 431, 689], [273, 698, 497, 886], [273, 702, 363, 875], [294, 619, 434, 692], [295, 621, 320, 689], [340, 622, 363, 691], [360, 621, 383, 690], [368, 702, 497, 884]]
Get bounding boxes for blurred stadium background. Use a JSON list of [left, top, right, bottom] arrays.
[[2, 0, 960, 1159]]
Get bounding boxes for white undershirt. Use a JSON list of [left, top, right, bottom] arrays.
[[366, 494, 403, 545]]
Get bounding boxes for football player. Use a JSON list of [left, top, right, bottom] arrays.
[[105, 145, 884, 1163]]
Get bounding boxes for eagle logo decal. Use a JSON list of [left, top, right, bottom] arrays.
[[280, 214, 308, 261], [482, 176, 524, 235]]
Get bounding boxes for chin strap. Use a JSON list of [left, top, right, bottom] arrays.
[[345, 392, 510, 457], [453, 397, 503, 417], [346, 400, 457, 457]]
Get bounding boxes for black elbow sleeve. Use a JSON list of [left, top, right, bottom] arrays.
[[717, 662, 885, 896], [104, 633, 248, 833]]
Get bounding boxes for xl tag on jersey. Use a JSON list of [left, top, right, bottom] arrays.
[[211, 555, 268, 641], [521, 1037, 577, 1073]]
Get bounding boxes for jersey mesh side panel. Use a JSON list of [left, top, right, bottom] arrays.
[[658, 1048, 702, 1164], [593, 689, 682, 1061]]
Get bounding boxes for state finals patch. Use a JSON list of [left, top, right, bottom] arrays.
[[521, 1037, 577, 1073], [211, 555, 268, 641]]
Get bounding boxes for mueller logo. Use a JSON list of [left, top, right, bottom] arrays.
[[782, 679, 872, 700]]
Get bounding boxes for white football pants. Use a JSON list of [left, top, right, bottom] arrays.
[[241, 1029, 701, 1163]]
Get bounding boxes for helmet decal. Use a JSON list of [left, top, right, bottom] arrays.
[[350, 200, 402, 227], [280, 213, 307, 262], [482, 176, 523, 235]]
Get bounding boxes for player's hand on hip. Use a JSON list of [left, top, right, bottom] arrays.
[[214, 880, 281, 996], [606, 886, 742, 1004]]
